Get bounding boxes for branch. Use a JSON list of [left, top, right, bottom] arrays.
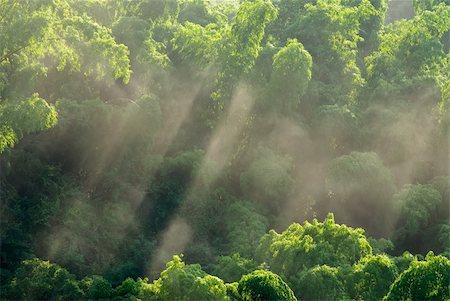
[[0, 45, 27, 64]]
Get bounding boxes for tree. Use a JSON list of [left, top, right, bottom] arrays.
[[0, 0, 131, 95], [0, 151, 80, 275], [178, 0, 218, 26], [391, 252, 416, 275], [438, 220, 450, 256], [172, 21, 224, 67], [213, 254, 258, 283], [311, 104, 359, 155], [113, 276, 156, 300], [350, 255, 397, 301], [0, 94, 57, 153], [238, 269, 297, 301], [4, 258, 83, 300], [368, 237, 394, 254], [270, 0, 371, 106], [256, 213, 372, 280], [79, 275, 113, 300], [365, 3, 450, 101], [112, 16, 149, 61], [347, 0, 388, 57], [141, 149, 215, 233], [223, 201, 269, 258], [430, 175, 450, 221], [326, 151, 396, 236], [52, 94, 161, 180], [384, 252, 450, 301], [413, 0, 450, 13], [114, 277, 140, 298], [431, 54, 450, 154], [133, 0, 180, 22], [0, 0, 131, 152], [1, 1, 449, 300], [392, 184, 442, 253], [240, 147, 293, 212], [269, 0, 316, 40], [151, 255, 229, 301], [265, 39, 312, 113], [183, 189, 267, 263], [293, 265, 347, 301], [210, 0, 277, 124]]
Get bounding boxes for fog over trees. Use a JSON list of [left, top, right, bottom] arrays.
[[0, 0, 449, 300]]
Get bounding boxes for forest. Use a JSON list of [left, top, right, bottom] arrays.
[[0, 0, 449, 300]]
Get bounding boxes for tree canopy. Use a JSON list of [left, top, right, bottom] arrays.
[[1, 0, 449, 300]]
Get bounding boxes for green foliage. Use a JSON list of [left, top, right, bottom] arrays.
[[223, 201, 269, 258], [311, 104, 358, 155], [240, 147, 293, 210], [394, 184, 442, 235], [294, 265, 347, 301], [226, 0, 278, 75], [392, 252, 416, 275], [0, 94, 57, 153], [183, 189, 267, 264], [178, 0, 218, 26], [211, 0, 277, 122], [430, 175, 450, 220], [112, 16, 149, 59], [41, 191, 148, 277], [115, 277, 140, 297], [0, 0, 132, 152], [0, 151, 79, 275], [182, 187, 268, 265], [326, 151, 396, 235], [350, 255, 397, 301], [1, 0, 449, 299], [54, 94, 161, 181], [134, 0, 180, 22], [365, 3, 450, 100], [414, 0, 450, 13], [0, 0, 131, 90], [118, 277, 156, 300], [368, 237, 395, 254], [238, 269, 297, 301], [266, 39, 312, 112], [213, 254, 258, 283], [152, 255, 229, 301], [140, 21, 172, 68], [256, 213, 372, 279], [225, 282, 241, 301], [269, 0, 316, 38], [351, 0, 388, 55], [438, 220, 450, 256], [144, 149, 215, 232], [173, 22, 224, 67], [5, 258, 83, 300], [24, 94, 163, 278], [392, 184, 442, 252], [273, 0, 371, 105], [80, 275, 113, 299], [435, 54, 450, 125], [384, 252, 450, 301]]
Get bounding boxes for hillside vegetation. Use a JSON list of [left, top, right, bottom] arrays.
[[1, 0, 449, 300]]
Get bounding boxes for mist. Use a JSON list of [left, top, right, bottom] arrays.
[[1, 0, 449, 300]]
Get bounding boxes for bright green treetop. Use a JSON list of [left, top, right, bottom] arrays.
[[384, 252, 450, 301], [256, 213, 372, 279], [238, 269, 297, 301], [5, 258, 83, 300], [267, 39, 312, 112], [350, 254, 398, 301], [152, 255, 229, 301]]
